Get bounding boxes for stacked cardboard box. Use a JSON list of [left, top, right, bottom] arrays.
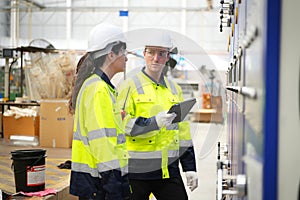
[[3, 116, 40, 140], [39, 99, 73, 148], [192, 96, 223, 123]]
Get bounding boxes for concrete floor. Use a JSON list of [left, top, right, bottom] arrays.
[[184, 122, 226, 200], [0, 122, 226, 200]]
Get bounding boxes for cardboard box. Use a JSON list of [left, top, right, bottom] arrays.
[[3, 116, 40, 140], [191, 109, 223, 123], [39, 99, 74, 148]]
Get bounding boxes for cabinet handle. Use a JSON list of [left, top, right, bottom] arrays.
[[226, 86, 257, 99]]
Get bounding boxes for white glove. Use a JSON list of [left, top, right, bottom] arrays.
[[185, 171, 198, 192], [155, 111, 177, 128]]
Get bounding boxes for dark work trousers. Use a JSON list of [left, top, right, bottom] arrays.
[[76, 170, 130, 200], [129, 177, 188, 200]]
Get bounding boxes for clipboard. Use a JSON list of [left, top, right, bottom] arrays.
[[167, 98, 196, 123]]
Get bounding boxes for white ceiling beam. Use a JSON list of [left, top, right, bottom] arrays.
[[0, 6, 220, 13], [66, 0, 72, 49]]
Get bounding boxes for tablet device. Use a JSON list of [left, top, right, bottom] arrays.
[[167, 98, 196, 123]]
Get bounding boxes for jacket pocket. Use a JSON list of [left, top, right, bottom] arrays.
[[134, 95, 156, 117], [129, 134, 156, 145]]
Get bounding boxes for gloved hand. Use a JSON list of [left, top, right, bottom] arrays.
[[185, 171, 198, 192], [155, 111, 176, 128]]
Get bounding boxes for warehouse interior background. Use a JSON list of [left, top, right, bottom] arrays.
[[0, 0, 228, 55], [0, 0, 300, 200], [0, 0, 229, 102], [0, 1, 230, 200]]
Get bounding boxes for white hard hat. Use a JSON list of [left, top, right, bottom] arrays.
[[87, 23, 126, 53], [144, 29, 173, 49]]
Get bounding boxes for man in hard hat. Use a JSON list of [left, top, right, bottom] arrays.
[[117, 30, 198, 200], [69, 23, 130, 200]]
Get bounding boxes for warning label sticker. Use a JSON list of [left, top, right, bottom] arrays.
[[27, 165, 45, 186]]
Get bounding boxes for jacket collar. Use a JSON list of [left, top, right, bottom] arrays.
[[141, 67, 167, 88], [94, 67, 115, 89]]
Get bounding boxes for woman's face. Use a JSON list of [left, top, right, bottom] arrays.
[[112, 47, 128, 73]]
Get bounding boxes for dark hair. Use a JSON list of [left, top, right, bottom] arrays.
[[68, 53, 93, 113], [69, 41, 126, 113]]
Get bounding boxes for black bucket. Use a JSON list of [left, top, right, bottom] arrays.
[[11, 149, 47, 192]]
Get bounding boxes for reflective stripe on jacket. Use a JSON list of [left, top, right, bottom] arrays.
[[118, 70, 195, 179]]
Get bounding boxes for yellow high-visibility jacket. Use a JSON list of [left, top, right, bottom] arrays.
[[117, 69, 196, 180], [71, 73, 128, 180]]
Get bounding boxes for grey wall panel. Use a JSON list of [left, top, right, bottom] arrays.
[[278, 0, 300, 199]]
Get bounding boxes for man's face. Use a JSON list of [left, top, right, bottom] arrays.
[[143, 46, 170, 74]]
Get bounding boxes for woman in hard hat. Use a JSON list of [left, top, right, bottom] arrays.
[[69, 23, 130, 200], [117, 29, 198, 200]]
